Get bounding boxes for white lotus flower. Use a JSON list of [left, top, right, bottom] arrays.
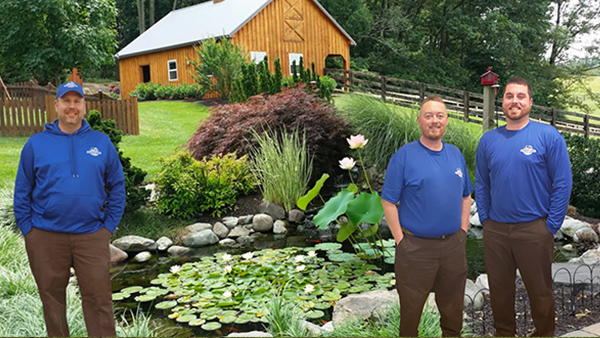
[[294, 255, 305, 263], [223, 291, 232, 298], [296, 265, 306, 272], [307, 251, 317, 258], [304, 284, 315, 294], [224, 265, 232, 274], [222, 253, 232, 261], [242, 252, 254, 260], [170, 265, 181, 274], [339, 157, 356, 170]]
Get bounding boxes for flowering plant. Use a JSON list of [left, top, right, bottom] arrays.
[[297, 135, 385, 257]]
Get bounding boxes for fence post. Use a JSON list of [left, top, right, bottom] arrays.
[[584, 114, 589, 138], [348, 70, 353, 92], [463, 92, 470, 122], [551, 108, 556, 127], [381, 76, 387, 103], [419, 83, 425, 102]]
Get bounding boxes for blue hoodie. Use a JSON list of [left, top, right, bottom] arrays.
[[14, 119, 126, 236]]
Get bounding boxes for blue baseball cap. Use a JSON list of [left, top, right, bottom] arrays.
[[56, 81, 85, 99]]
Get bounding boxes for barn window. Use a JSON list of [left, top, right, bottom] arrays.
[[141, 65, 151, 83], [251, 51, 267, 64], [289, 53, 303, 75], [168, 60, 178, 81]]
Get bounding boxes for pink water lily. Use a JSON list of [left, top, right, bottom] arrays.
[[339, 157, 356, 170], [347, 134, 369, 149]]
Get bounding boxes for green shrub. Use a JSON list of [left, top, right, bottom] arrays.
[[130, 82, 207, 101], [249, 129, 312, 212], [155, 152, 256, 219], [87, 110, 150, 213], [130, 82, 160, 100], [563, 132, 600, 217]]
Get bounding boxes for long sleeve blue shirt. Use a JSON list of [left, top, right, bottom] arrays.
[[475, 121, 572, 234], [13, 119, 126, 235]]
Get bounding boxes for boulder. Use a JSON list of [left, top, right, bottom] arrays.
[[132, 251, 152, 263], [186, 222, 213, 233], [464, 279, 485, 310], [167, 245, 191, 256], [562, 244, 574, 251], [561, 216, 591, 238], [273, 220, 288, 234], [470, 201, 477, 215], [569, 249, 600, 265], [332, 289, 398, 326], [110, 244, 128, 263], [470, 213, 481, 227], [574, 227, 599, 243], [213, 222, 230, 239], [238, 215, 254, 225], [288, 209, 305, 223], [228, 225, 251, 238], [156, 237, 173, 251], [468, 227, 483, 239], [219, 238, 237, 246], [112, 235, 157, 252], [182, 230, 219, 247], [475, 274, 490, 293], [253, 214, 274, 232], [258, 200, 285, 220], [222, 217, 239, 229]]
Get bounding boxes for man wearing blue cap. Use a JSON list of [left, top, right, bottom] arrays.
[[14, 81, 126, 337]]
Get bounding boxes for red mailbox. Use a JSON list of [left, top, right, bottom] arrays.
[[480, 67, 498, 86]]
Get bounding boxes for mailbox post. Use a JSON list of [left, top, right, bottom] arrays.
[[481, 67, 499, 132]]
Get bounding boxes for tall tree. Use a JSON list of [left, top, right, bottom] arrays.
[[0, 0, 117, 84]]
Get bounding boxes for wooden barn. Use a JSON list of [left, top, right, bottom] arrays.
[[116, 0, 355, 98]]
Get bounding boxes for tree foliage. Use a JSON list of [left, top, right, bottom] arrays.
[[0, 0, 117, 84]]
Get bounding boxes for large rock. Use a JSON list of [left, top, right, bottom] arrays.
[[288, 209, 305, 223], [273, 220, 288, 234], [186, 222, 213, 233], [332, 289, 398, 326], [132, 251, 152, 263], [156, 237, 173, 251], [110, 244, 128, 263], [475, 274, 490, 293], [222, 217, 239, 229], [561, 216, 591, 238], [213, 222, 230, 239], [470, 213, 481, 227], [228, 225, 251, 238], [574, 227, 599, 243], [258, 200, 285, 220], [569, 250, 600, 265], [468, 227, 483, 239], [219, 238, 237, 246], [253, 214, 274, 232], [112, 235, 157, 252], [181, 230, 219, 247], [238, 215, 254, 225], [470, 201, 477, 215], [464, 279, 485, 310], [167, 245, 191, 256]]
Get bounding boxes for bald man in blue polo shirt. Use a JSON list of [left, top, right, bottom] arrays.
[[382, 96, 473, 337]]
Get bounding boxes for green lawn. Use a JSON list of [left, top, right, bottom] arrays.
[[0, 101, 210, 185]]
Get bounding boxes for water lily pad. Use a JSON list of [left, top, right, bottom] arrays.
[[189, 318, 206, 326], [112, 292, 130, 301], [328, 252, 357, 262], [176, 314, 196, 323], [121, 286, 143, 294], [135, 294, 157, 302], [315, 242, 342, 251], [201, 322, 222, 331], [314, 302, 331, 310], [305, 310, 325, 319], [219, 315, 237, 324], [155, 300, 178, 309]]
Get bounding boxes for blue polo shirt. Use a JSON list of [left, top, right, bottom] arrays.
[[382, 140, 474, 238]]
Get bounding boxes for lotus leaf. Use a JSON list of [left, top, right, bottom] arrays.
[[112, 292, 130, 301], [314, 243, 342, 251], [305, 310, 325, 319], [176, 314, 196, 323], [346, 192, 384, 226], [135, 294, 157, 302], [121, 286, 143, 294], [312, 189, 354, 228], [188, 318, 206, 326], [336, 220, 357, 242], [201, 322, 222, 330], [155, 300, 178, 309], [296, 173, 329, 210]]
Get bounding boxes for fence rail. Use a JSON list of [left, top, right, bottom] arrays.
[[1, 81, 139, 137], [325, 69, 600, 138]]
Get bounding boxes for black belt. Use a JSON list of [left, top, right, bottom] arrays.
[[402, 228, 450, 240]]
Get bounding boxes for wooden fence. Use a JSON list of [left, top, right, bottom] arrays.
[[325, 69, 600, 138], [1, 81, 139, 137]]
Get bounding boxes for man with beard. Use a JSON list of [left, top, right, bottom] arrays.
[[475, 77, 572, 337], [382, 96, 473, 336]]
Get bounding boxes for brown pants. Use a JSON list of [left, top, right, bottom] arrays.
[[395, 229, 468, 337], [24, 227, 116, 337], [483, 218, 554, 337]]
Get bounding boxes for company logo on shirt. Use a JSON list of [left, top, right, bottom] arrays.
[[86, 147, 102, 156], [520, 145, 537, 156], [455, 168, 463, 178]]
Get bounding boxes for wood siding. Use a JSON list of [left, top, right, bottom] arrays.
[[118, 0, 352, 98]]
